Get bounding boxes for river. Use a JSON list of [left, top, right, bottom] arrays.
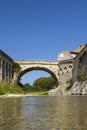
[[0, 96, 87, 130]]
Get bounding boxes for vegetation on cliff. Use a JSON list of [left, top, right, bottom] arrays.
[[76, 63, 87, 82], [66, 63, 87, 92]]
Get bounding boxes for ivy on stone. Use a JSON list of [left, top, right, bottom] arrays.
[[13, 62, 21, 73]]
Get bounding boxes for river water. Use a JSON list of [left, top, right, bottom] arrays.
[[0, 96, 87, 130]]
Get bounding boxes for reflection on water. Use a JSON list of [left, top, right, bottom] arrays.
[[0, 96, 87, 130]]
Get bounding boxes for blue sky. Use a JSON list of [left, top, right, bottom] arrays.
[[0, 0, 87, 85]]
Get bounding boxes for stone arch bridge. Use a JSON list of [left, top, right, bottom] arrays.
[[14, 60, 59, 87]]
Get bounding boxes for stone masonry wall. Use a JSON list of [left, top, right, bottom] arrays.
[[58, 62, 73, 84]]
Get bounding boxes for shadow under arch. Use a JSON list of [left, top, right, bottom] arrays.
[[17, 66, 59, 87]]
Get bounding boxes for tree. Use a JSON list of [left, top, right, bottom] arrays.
[[23, 83, 32, 92], [33, 76, 55, 91]]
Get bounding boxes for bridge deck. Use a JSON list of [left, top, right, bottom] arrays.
[[14, 60, 58, 65]]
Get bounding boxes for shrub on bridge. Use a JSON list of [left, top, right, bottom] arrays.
[[13, 62, 21, 73]]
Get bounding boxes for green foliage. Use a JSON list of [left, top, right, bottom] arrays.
[[0, 81, 48, 95], [66, 78, 74, 91], [0, 81, 24, 95], [22, 83, 32, 92], [0, 77, 53, 95], [76, 63, 87, 82], [23, 76, 55, 92], [13, 62, 21, 73], [0, 88, 5, 95], [33, 76, 55, 91]]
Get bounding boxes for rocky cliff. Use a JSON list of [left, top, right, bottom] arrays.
[[48, 81, 87, 95], [68, 81, 87, 95]]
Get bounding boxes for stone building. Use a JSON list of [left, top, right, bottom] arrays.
[[57, 50, 76, 61], [0, 50, 13, 83], [57, 44, 86, 84]]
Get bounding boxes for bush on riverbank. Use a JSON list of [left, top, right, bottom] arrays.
[[0, 82, 48, 95], [0, 81, 24, 95]]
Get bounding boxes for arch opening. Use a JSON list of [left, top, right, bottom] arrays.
[[17, 67, 58, 87]]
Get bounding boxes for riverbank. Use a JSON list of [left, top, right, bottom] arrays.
[[0, 94, 41, 98], [0, 81, 49, 96], [0, 91, 48, 98]]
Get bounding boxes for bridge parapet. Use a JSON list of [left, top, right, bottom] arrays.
[[14, 60, 58, 65], [14, 60, 59, 72]]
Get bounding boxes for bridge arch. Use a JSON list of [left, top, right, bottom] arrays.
[[14, 60, 59, 87], [17, 66, 58, 87]]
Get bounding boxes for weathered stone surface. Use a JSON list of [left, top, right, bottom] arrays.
[[48, 83, 68, 96], [49, 81, 87, 96], [68, 81, 87, 95], [48, 87, 62, 96]]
